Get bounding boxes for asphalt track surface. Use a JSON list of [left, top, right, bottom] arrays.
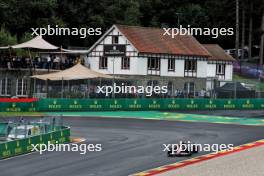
[[1, 115, 264, 176]]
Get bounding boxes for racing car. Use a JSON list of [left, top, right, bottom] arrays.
[[167, 141, 199, 157]]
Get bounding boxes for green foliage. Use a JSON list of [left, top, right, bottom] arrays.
[[177, 4, 209, 27], [124, 1, 140, 25], [0, 27, 17, 46], [0, 0, 263, 48], [19, 32, 33, 43]]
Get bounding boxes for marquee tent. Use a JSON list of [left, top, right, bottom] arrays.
[[11, 36, 59, 50], [0, 36, 59, 50], [31, 63, 114, 80], [215, 82, 255, 98]]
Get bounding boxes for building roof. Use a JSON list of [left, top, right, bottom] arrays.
[[203, 44, 235, 62], [116, 25, 211, 57]]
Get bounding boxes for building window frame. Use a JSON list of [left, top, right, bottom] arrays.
[[121, 57, 130, 70], [16, 78, 27, 96], [99, 56, 108, 69], [0, 77, 11, 96], [216, 63, 225, 75], [147, 57, 160, 71], [168, 58, 175, 71], [184, 58, 197, 77], [216, 63, 225, 79], [112, 36, 119, 44], [147, 57, 160, 75]]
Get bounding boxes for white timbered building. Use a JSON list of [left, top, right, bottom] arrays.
[[85, 25, 235, 96]]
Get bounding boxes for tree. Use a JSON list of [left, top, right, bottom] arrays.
[[123, 0, 140, 25], [0, 27, 17, 45], [248, 0, 253, 60]]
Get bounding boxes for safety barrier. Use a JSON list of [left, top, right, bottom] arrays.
[[37, 98, 264, 111], [0, 126, 70, 159], [0, 102, 37, 112], [0, 98, 264, 112]]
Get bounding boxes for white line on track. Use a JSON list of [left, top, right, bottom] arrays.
[[0, 137, 87, 162]]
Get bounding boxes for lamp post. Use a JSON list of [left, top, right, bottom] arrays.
[[112, 57, 115, 98]]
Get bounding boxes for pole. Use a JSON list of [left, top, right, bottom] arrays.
[[241, 6, 245, 61], [259, 12, 264, 66], [46, 79, 49, 98], [68, 80, 70, 93], [235, 0, 240, 60], [112, 57, 115, 98], [61, 78, 64, 98], [33, 78, 36, 97], [248, 1, 253, 61], [234, 81, 237, 99], [87, 79, 90, 98]]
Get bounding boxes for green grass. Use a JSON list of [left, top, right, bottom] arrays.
[[46, 111, 264, 126], [0, 111, 264, 126]]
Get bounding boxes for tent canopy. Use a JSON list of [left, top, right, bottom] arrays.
[[0, 46, 9, 49], [215, 82, 249, 92], [0, 36, 59, 50], [31, 63, 115, 80], [215, 82, 255, 98], [12, 36, 59, 50]]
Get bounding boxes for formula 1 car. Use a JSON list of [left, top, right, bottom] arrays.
[[167, 142, 199, 157]]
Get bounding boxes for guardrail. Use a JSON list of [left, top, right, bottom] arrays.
[[0, 126, 70, 159], [0, 98, 263, 112]]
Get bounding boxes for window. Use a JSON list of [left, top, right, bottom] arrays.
[[184, 60, 196, 71], [168, 58, 175, 71], [184, 59, 197, 77], [112, 36, 119, 44], [184, 82, 195, 97], [147, 57, 160, 70], [121, 57, 130, 70], [216, 64, 225, 75], [0, 78, 11, 96], [16, 78, 27, 96], [99, 56, 108, 69], [147, 57, 160, 75]]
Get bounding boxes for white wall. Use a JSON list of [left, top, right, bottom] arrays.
[[160, 59, 184, 77], [136, 57, 147, 75], [197, 61, 207, 78], [225, 64, 233, 80], [207, 64, 216, 77]]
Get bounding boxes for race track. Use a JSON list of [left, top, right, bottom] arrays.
[[1, 116, 264, 176]]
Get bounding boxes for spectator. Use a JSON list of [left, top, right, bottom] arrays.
[[47, 55, 51, 69]]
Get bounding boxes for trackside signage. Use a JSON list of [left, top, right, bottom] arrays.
[[1, 99, 264, 112]]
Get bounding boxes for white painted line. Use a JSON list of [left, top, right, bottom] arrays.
[[0, 137, 86, 161], [0, 151, 39, 162]]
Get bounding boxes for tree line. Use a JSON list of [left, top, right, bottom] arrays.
[[0, 0, 263, 61]]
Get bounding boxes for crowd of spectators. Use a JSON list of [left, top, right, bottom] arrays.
[[0, 55, 82, 70]]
